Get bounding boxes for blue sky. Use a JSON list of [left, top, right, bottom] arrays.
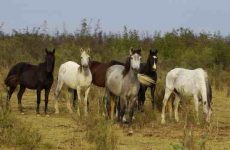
[[0, 0, 230, 35]]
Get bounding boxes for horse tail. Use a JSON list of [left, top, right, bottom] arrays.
[[4, 74, 20, 87], [4, 62, 28, 87], [205, 74, 212, 110], [205, 72, 212, 122]]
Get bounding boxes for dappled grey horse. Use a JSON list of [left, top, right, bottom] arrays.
[[105, 48, 141, 123], [161, 68, 212, 124]]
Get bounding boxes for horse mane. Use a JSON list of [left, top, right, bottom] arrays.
[[78, 65, 83, 73], [122, 56, 131, 76], [110, 60, 124, 66]]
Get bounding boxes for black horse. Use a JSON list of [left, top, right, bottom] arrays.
[[4, 48, 55, 115], [138, 49, 158, 110]]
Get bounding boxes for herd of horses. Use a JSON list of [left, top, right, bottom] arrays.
[[4, 47, 212, 125]]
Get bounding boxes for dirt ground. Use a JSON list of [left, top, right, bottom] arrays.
[[2, 86, 230, 150]]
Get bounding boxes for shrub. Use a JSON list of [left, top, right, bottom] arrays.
[[0, 95, 41, 150], [84, 114, 118, 150]]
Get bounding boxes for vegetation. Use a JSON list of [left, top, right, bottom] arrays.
[[0, 95, 41, 150], [84, 114, 118, 150], [0, 19, 229, 92], [0, 19, 229, 149]]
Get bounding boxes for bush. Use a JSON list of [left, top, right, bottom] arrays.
[[0, 95, 41, 150], [84, 114, 118, 150]]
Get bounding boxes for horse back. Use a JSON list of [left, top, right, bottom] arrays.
[[106, 65, 124, 96], [89, 60, 118, 87], [5, 62, 36, 86]]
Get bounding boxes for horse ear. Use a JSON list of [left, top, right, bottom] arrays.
[[155, 49, 158, 55], [45, 48, 48, 54], [52, 48, 55, 54], [138, 48, 142, 55], [87, 48, 91, 53], [80, 48, 84, 53], [150, 49, 153, 54], [129, 47, 134, 55]]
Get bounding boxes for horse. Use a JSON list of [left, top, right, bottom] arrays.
[[54, 48, 92, 116], [90, 60, 124, 87], [4, 48, 55, 115], [138, 49, 158, 111], [161, 68, 212, 124], [105, 48, 141, 124]]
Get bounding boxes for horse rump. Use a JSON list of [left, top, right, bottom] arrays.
[[4, 74, 19, 87]]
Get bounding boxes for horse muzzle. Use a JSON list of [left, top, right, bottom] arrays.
[[82, 65, 89, 68], [132, 67, 140, 73]]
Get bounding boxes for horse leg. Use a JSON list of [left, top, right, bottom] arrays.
[[54, 80, 63, 114], [193, 95, 200, 124], [119, 96, 126, 123], [105, 89, 111, 118], [127, 97, 136, 124], [138, 85, 146, 112], [36, 89, 41, 115], [44, 88, 50, 115], [66, 90, 73, 114], [161, 88, 173, 124], [17, 85, 25, 113], [110, 95, 116, 121], [202, 99, 210, 123], [174, 94, 180, 122], [83, 87, 90, 116], [168, 98, 173, 119], [151, 85, 156, 110], [116, 97, 120, 118], [72, 89, 77, 108], [76, 86, 82, 116], [6, 86, 16, 109]]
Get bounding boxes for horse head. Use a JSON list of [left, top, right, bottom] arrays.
[[129, 47, 141, 72], [80, 48, 91, 68], [124, 48, 142, 76], [148, 49, 158, 71], [45, 48, 55, 73]]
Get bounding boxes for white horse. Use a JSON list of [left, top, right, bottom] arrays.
[[105, 48, 141, 123], [161, 68, 212, 124], [54, 48, 92, 116]]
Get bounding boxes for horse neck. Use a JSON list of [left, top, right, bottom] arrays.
[[127, 68, 138, 81], [39, 61, 53, 74], [145, 58, 155, 74], [79, 66, 90, 76]]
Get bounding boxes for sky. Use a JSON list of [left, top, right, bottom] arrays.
[[0, 0, 230, 35]]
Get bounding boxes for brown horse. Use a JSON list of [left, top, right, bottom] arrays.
[[90, 60, 124, 87]]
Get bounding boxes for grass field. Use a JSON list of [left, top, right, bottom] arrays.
[[1, 83, 230, 150]]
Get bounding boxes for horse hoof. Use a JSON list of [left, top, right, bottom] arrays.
[[55, 111, 59, 114], [132, 116, 136, 120], [122, 117, 127, 123], [127, 129, 133, 136], [161, 120, 166, 124], [46, 114, 50, 117], [175, 118, 179, 123], [36, 114, 41, 117], [21, 112, 25, 115]]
